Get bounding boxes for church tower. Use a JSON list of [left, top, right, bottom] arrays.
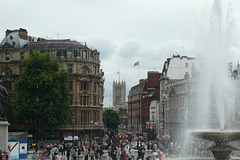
[[113, 81, 126, 106]]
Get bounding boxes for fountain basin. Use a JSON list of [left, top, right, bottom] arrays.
[[192, 131, 240, 145], [191, 131, 240, 160]]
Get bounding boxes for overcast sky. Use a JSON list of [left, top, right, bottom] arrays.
[[1, 0, 240, 107]]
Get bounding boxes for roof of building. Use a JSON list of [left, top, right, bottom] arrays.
[[26, 39, 88, 50], [0, 30, 28, 48]]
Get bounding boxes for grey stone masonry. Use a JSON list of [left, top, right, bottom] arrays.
[[0, 121, 10, 151]]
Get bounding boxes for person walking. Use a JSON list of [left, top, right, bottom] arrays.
[[32, 152, 38, 160], [140, 146, 145, 160], [129, 146, 135, 160], [51, 145, 59, 160], [58, 153, 63, 160], [89, 148, 95, 160], [71, 147, 76, 160], [66, 147, 71, 160], [120, 149, 126, 160], [83, 146, 88, 160], [40, 153, 46, 160]]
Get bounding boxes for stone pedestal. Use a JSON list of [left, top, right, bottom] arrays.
[[0, 121, 10, 152]]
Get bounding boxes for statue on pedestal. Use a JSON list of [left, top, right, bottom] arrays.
[[0, 80, 8, 121]]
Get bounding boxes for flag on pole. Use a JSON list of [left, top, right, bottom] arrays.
[[134, 61, 139, 67], [117, 71, 120, 74]]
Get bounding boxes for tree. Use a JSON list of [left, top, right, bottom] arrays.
[[103, 109, 120, 130], [14, 50, 71, 129]]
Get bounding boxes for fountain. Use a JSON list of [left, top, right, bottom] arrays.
[[192, 131, 240, 160], [186, 0, 240, 160]]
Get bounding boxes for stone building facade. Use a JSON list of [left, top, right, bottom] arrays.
[[159, 55, 240, 143], [0, 28, 104, 143]]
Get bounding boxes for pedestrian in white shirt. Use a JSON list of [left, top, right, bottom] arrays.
[[57, 152, 63, 160]]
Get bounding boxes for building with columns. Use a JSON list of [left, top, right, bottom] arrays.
[[0, 28, 104, 144]]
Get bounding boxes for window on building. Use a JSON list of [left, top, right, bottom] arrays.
[[185, 63, 188, 68], [81, 111, 87, 124], [93, 96, 97, 106], [74, 49, 80, 57], [5, 51, 9, 60], [94, 66, 96, 75], [67, 50, 73, 59], [94, 112, 96, 122], [68, 81, 73, 91], [80, 96, 89, 106], [84, 112, 87, 124], [50, 50, 56, 59], [90, 52, 93, 59], [192, 63, 195, 68], [20, 65, 23, 73], [83, 50, 87, 59], [20, 52, 24, 60], [83, 96, 86, 105], [94, 82, 97, 92], [80, 67, 89, 75], [1, 67, 12, 76], [68, 65, 73, 73], [81, 81, 89, 91]]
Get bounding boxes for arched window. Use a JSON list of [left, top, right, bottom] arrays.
[[80, 67, 89, 75], [67, 50, 73, 59], [1, 67, 12, 76], [50, 50, 56, 59]]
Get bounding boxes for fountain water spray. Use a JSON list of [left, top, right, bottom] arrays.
[[181, 0, 239, 159], [195, 0, 235, 131]]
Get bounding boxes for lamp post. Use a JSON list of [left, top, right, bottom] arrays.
[[50, 102, 53, 142], [137, 115, 140, 149], [71, 114, 75, 146], [35, 96, 39, 152], [162, 100, 165, 135]]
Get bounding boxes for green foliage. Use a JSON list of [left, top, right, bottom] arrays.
[[14, 50, 71, 127], [103, 109, 120, 130]]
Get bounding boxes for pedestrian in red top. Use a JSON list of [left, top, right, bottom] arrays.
[[89, 143, 93, 149]]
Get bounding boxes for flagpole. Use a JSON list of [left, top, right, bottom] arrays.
[[138, 65, 140, 81], [119, 71, 120, 82], [134, 61, 140, 82]]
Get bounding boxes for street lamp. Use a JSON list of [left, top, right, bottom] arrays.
[[71, 114, 75, 146], [35, 96, 39, 152], [162, 100, 165, 134], [50, 102, 53, 142]]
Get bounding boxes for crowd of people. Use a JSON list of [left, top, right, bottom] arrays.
[[107, 142, 167, 160], [29, 140, 168, 160], [0, 151, 9, 160], [29, 138, 225, 160], [31, 142, 105, 160]]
